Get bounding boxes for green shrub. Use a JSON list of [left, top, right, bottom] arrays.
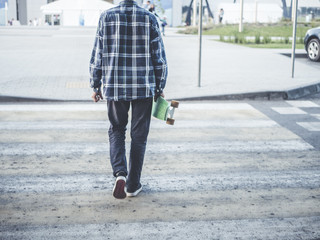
[[238, 36, 246, 44], [284, 37, 290, 44], [298, 36, 304, 44], [255, 34, 261, 44], [220, 35, 225, 42], [263, 36, 272, 44], [178, 27, 198, 35], [234, 34, 239, 43]]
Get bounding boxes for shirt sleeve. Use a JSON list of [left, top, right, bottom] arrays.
[[150, 19, 168, 94], [89, 15, 104, 90]]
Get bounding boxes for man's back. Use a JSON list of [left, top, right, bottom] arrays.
[[90, 0, 167, 101]]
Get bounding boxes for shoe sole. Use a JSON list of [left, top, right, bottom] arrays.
[[113, 176, 126, 199], [126, 186, 142, 197]]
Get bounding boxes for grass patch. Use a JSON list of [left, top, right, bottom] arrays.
[[179, 22, 317, 49], [202, 23, 311, 38], [246, 43, 304, 49]]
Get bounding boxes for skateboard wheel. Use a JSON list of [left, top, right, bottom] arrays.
[[171, 100, 179, 108], [166, 118, 175, 125]]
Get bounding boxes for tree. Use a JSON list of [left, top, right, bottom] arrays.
[[281, 0, 288, 18], [281, 0, 293, 19]]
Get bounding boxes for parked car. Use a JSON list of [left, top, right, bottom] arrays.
[[304, 27, 320, 62]]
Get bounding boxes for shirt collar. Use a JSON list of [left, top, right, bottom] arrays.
[[119, 0, 137, 6]]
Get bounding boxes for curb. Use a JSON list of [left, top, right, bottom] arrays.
[[174, 82, 320, 101], [1, 82, 319, 103], [0, 96, 89, 103]]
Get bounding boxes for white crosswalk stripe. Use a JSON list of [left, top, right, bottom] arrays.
[[271, 100, 320, 132], [286, 100, 320, 108], [0, 102, 319, 239], [297, 122, 320, 131]]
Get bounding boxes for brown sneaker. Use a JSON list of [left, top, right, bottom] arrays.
[[112, 173, 126, 199]]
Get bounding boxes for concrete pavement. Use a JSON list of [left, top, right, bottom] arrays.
[[0, 26, 319, 101], [0, 101, 319, 239]]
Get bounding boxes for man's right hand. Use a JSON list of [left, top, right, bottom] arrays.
[[92, 91, 103, 103], [154, 92, 165, 102]]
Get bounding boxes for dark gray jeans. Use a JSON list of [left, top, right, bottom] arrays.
[[107, 98, 153, 189]]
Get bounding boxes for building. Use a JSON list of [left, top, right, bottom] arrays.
[[41, 0, 114, 26], [1, 0, 49, 25], [0, 0, 113, 25], [1, 0, 319, 26]]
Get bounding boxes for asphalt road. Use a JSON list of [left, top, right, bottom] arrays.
[[252, 97, 320, 150], [0, 99, 319, 239], [281, 52, 320, 71]]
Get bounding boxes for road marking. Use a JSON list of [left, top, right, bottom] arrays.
[[0, 104, 106, 112], [271, 107, 307, 115], [0, 140, 313, 156], [311, 114, 320, 121], [178, 103, 256, 110], [0, 103, 259, 112], [0, 119, 279, 130], [0, 121, 108, 130], [1, 170, 319, 194], [1, 216, 319, 240], [286, 100, 320, 108], [297, 122, 320, 131]]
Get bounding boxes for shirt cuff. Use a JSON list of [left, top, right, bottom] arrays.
[[93, 87, 101, 93], [156, 88, 163, 94]]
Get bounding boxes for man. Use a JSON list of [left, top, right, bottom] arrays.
[[89, 0, 167, 199], [219, 8, 224, 24], [144, 1, 151, 10]]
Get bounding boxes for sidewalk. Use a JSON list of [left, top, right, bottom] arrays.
[[0, 26, 319, 101]]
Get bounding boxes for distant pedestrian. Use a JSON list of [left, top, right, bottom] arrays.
[[148, 3, 160, 19], [148, 3, 155, 13], [161, 17, 167, 36], [33, 18, 38, 26], [90, 0, 167, 199], [219, 8, 224, 24], [143, 0, 151, 10]]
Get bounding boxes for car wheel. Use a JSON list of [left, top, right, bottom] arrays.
[[307, 38, 320, 62]]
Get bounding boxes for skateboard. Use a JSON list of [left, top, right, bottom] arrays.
[[152, 96, 179, 125]]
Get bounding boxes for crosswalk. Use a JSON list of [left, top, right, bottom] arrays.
[[271, 100, 320, 131], [0, 102, 319, 239]]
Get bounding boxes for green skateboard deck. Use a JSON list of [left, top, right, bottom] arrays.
[[152, 96, 179, 125]]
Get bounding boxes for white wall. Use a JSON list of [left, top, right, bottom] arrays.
[[61, 10, 103, 27], [26, 0, 46, 23], [7, 0, 17, 21], [172, 0, 183, 26], [216, 3, 282, 24]]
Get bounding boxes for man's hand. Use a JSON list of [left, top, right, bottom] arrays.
[[154, 92, 165, 102], [92, 91, 103, 103]]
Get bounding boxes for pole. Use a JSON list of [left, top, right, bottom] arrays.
[[193, 0, 197, 26], [291, 0, 298, 78], [4, 2, 8, 26], [198, 0, 203, 87], [255, 0, 258, 24], [239, 0, 244, 32]]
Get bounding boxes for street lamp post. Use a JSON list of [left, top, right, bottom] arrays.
[[239, 0, 244, 32], [291, 0, 298, 78], [5, 2, 8, 26], [198, 0, 203, 87], [193, 0, 197, 26]]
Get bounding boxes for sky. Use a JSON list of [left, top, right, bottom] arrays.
[[0, 0, 8, 9]]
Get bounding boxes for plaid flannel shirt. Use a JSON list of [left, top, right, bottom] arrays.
[[89, 0, 168, 101]]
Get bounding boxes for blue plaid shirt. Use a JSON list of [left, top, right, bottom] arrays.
[[89, 0, 168, 101]]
